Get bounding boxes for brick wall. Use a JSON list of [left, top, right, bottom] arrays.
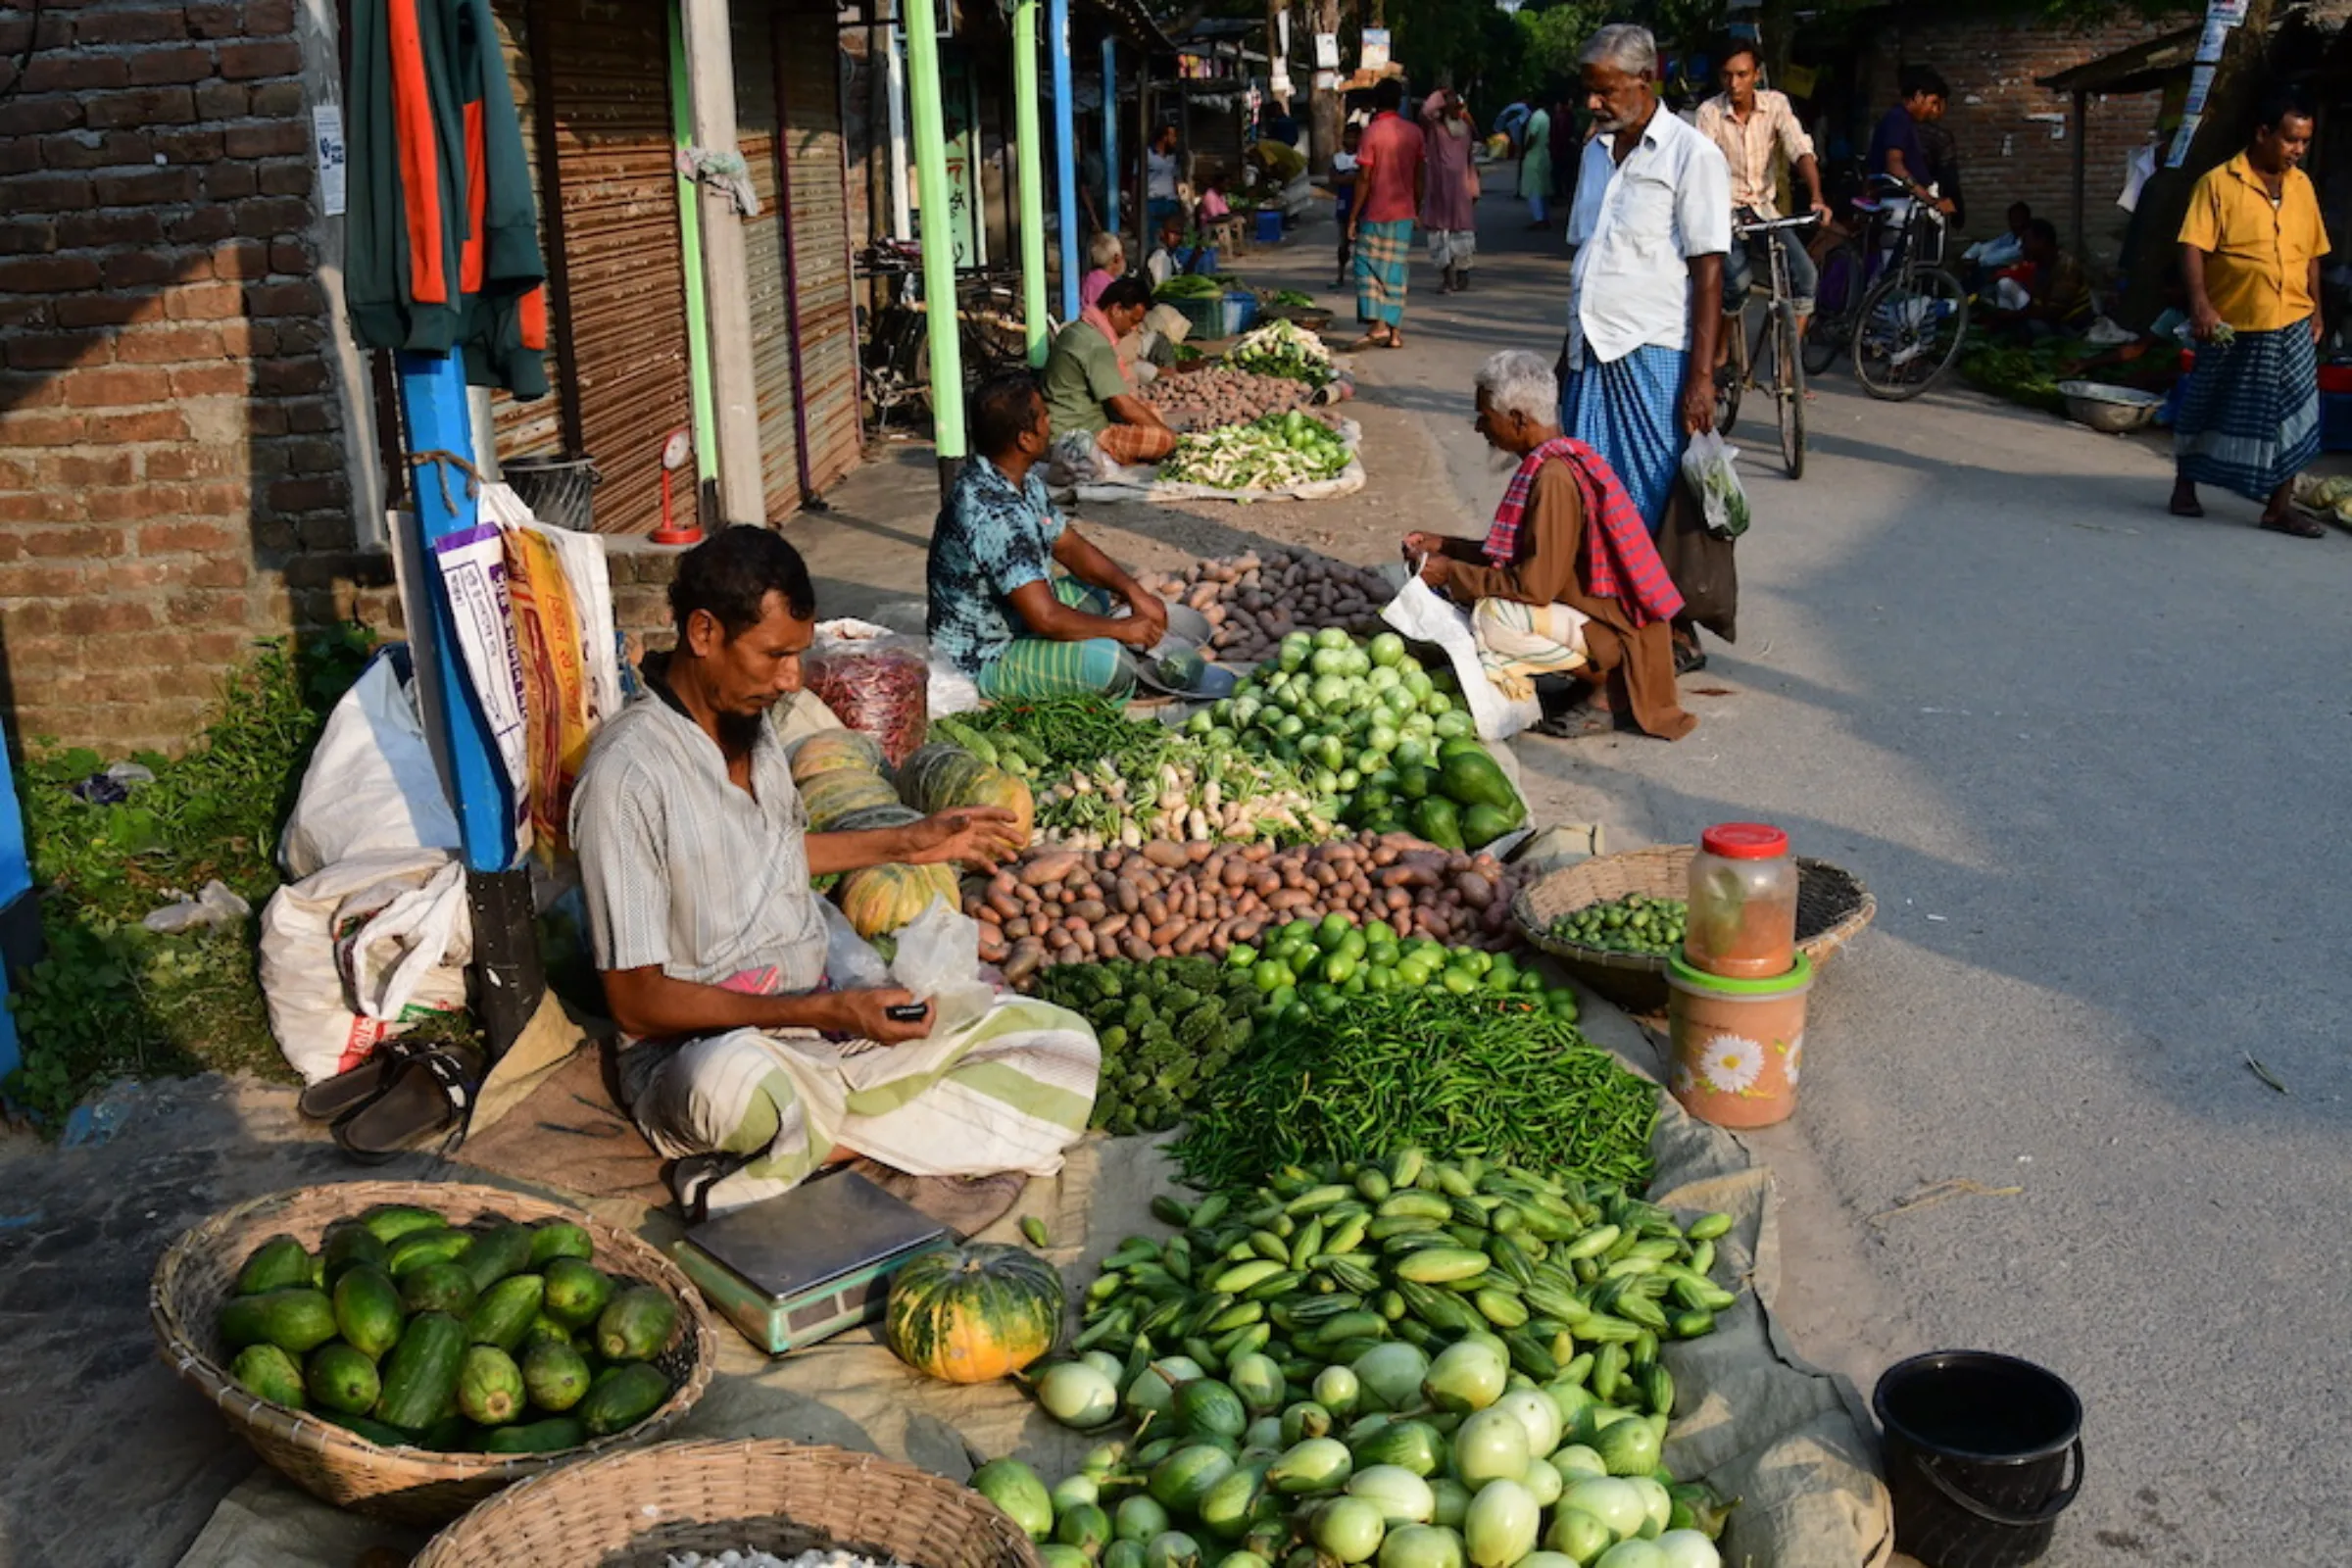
[[1859, 6, 2196, 266], [0, 0, 386, 755]]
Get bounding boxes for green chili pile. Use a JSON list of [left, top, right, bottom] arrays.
[[1170, 989, 1658, 1194]]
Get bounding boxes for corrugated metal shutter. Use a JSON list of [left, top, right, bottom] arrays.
[[734, 1, 803, 518], [543, 0, 694, 533], [776, 0, 861, 493], [486, 0, 564, 461]]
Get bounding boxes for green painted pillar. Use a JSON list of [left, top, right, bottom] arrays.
[[904, 0, 966, 487], [666, 1, 718, 497], [1013, 0, 1050, 367]]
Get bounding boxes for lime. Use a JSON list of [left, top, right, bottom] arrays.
[[1441, 968, 1478, 996]]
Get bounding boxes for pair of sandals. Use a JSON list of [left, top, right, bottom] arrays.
[[297, 1038, 484, 1164]]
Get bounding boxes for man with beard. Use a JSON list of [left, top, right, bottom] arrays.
[[571, 527, 1100, 1213], [1562, 24, 1730, 534]]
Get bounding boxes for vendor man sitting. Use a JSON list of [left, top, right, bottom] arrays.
[[1043, 273, 1178, 466], [930, 371, 1170, 700], [1402, 350, 1695, 741], [571, 526, 1102, 1214]]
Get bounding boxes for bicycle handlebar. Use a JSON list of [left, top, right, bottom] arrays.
[[1734, 213, 1823, 238]]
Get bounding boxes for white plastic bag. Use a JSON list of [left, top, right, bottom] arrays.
[[1380, 575, 1542, 742], [1681, 428, 1750, 538], [259, 849, 471, 1083], [279, 650, 461, 880], [888, 899, 996, 1036]]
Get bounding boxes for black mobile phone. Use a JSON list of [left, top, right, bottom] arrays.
[[885, 1003, 930, 1023]]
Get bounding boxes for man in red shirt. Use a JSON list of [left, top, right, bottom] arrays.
[[1348, 78, 1426, 349]]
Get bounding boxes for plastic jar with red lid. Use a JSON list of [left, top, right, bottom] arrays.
[[1687, 822, 1798, 979]]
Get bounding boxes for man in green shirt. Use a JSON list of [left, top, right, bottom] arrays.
[[1042, 274, 1178, 466]]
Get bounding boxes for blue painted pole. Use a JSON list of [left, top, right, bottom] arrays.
[[1050, 0, 1079, 320], [1102, 36, 1119, 237], [395, 349, 515, 875], [0, 730, 26, 1085]]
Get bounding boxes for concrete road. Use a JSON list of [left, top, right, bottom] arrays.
[[1243, 187, 2352, 1561]]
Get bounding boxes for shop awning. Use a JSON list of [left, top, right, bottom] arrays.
[[2035, 24, 2200, 96]]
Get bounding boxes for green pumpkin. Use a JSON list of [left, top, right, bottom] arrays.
[[885, 1243, 1064, 1384]]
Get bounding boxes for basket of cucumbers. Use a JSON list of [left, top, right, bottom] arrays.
[[150, 1181, 718, 1524]]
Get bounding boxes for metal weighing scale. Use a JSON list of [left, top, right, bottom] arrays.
[[668, 1170, 951, 1355]]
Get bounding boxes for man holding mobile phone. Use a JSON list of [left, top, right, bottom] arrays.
[[573, 527, 1101, 1215]]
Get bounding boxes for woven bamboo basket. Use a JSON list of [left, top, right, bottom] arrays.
[[1514, 845, 1875, 1014], [413, 1440, 1048, 1568], [150, 1180, 718, 1526]]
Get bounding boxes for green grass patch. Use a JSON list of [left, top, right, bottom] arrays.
[[3, 628, 430, 1123]]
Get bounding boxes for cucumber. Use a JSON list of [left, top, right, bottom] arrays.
[[319, 1222, 391, 1283], [305, 1343, 382, 1416], [220, 1288, 340, 1354], [1391, 1248, 1491, 1285], [319, 1410, 414, 1447], [373, 1311, 466, 1432], [398, 1261, 479, 1318], [576, 1361, 671, 1437], [593, 1285, 679, 1362], [230, 1344, 307, 1408], [460, 1223, 535, 1294], [386, 1227, 475, 1277], [332, 1265, 407, 1359], [520, 1339, 592, 1412], [234, 1235, 314, 1297], [359, 1204, 450, 1245], [467, 1274, 546, 1351], [457, 1345, 526, 1426], [540, 1257, 614, 1331], [527, 1220, 594, 1267], [480, 1416, 587, 1454]]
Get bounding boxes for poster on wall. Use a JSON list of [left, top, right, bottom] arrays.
[[1314, 31, 1339, 70], [1360, 27, 1391, 72]]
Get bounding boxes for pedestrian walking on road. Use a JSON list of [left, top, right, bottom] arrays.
[[1561, 24, 1730, 534], [2172, 90, 2332, 538], [1421, 88, 1481, 293], [1520, 102, 1554, 229], [1350, 78, 1425, 350]]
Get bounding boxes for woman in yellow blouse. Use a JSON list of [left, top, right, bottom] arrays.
[[2170, 91, 2331, 538]]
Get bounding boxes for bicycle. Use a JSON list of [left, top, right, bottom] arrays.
[[1802, 175, 1970, 401], [854, 243, 1054, 436], [1713, 211, 1820, 479]]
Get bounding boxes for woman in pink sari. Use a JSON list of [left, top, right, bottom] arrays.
[[1420, 89, 1481, 294]]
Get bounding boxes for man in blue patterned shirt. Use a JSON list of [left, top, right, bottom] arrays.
[[927, 372, 1168, 699]]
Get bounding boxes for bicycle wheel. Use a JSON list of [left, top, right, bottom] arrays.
[[1713, 314, 1744, 436], [1853, 265, 1969, 402], [1772, 299, 1805, 479], [1801, 244, 1860, 376]]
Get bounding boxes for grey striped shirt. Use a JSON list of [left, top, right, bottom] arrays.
[[569, 693, 830, 995]]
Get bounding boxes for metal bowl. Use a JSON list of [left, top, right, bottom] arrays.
[[2057, 379, 2162, 434]]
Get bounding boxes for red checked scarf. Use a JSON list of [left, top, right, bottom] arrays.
[[1480, 436, 1686, 628]]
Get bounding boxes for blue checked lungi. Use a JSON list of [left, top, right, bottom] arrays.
[[1562, 344, 1686, 535], [2174, 321, 2319, 503], [1355, 219, 1413, 327]]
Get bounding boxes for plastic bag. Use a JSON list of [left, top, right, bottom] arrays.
[[1379, 574, 1542, 742], [259, 849, 471, 1083], [806, 617, 930, 766], [1681, 429, 1750, 539], [889, 900, 997, 1036], [143, 879, 251, 935], [280, 648, 461, 880]]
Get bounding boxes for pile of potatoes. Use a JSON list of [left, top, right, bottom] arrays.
[[1136, 549, 1395, 664], [1145, 367, 1317, 431], [968, 832, 1522, 984]]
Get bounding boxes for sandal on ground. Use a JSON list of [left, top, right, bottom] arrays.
[[330, 1042, 483, 1164], [296, 1038, 422, 1122], [1530, 705, 1621, 740], [1674, 643, 1709, 675], [2259, 513, 2326, 538]]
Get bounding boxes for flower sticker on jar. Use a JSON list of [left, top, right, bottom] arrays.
[[1701, 1033, 1765, 1095], [1783, 1034, 1804, 1086]]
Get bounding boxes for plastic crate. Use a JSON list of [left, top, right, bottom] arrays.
[[1253, 208, 1285, 244], [1222, 292, 1260, 337], [1167, 294, 1222, 341]]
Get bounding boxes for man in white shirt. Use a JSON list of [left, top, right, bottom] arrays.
[[1563, 24, 1731, 535]]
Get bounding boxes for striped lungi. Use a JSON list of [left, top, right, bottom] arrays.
[[979, 576, 1138, 700], [1471, 598, 1590, 700], [1562, 344, 1687, 535], [2175, 321, 2320, 503], [1098, 421, 1178, 466], [1355, 219, 1413, 327], [626, 989, 1102, 1215]]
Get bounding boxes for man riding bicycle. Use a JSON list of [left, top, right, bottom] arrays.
[[1694, 35, 1831, 352]]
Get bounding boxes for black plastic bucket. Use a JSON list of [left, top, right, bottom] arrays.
[[1875, 1350, 2083, 1568], [502, 455, 600, 531]]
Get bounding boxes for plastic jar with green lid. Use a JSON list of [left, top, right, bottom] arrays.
[[1686, 822, 1798, 978]]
